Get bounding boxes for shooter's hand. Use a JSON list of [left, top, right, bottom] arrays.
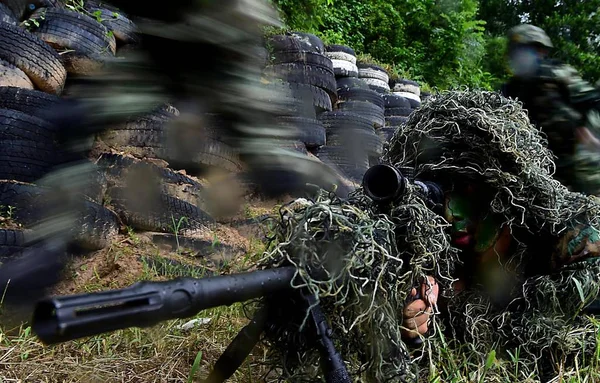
[[401, 276, 439, 340]]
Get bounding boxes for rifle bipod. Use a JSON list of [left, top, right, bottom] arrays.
[[202, 291, 352, 383]]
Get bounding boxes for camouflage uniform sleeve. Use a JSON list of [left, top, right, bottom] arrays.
[[549, 64, 600, 135], [551, 224, 600, 270]]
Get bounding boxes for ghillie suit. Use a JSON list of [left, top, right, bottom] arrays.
[[383, 90, 600, 380], [255, 90, 600, 382]]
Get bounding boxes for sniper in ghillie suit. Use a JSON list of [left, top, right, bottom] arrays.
[[31, 90, 600, 382]]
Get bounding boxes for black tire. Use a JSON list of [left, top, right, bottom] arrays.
[[0, 108, 58, 142], [108, 187, 214, 233], [96, 152, 205, 206], [83, 5, 139, 44], [378, 127, 397, 142], [336, 100, 384, 128], [289, 83, 333, 113], [318, 111, 375, 130], [277, 116, 326, 148], [0, 180, 118, 250], [1, 0, 24, 20], [326, 126, 383, 156], [326, 44, 356, 56], [369, 85, 389, 94], [0, 58, 34, 89], [267, 35, 317, 53], [97, 152, 203, 190], [390, 78, 420, 95], [0, 139, 76, 183], [357, 63, 389, 83], [337, 88, 384, 109], [289, 32, 325, 54], [263, 63, 337, 99], [271, 51, 334, 74], [384, 107, 412, 117], [336, 77, 368, 91], [331, 59, 358, 78], [0, 23, 66, 94], [408, 99, 421, 109], [0, 86, 62, 119], [383, 94, 411, 109], [262, 80, 317, 119], [316, 146, 368, 182], [0, 3, 17, 25], [385, 116, 409, 126], [28, 8, 116, 57], [72, 197, 119, 251], [0, 229, 27, 260]]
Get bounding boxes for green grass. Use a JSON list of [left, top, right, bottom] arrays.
[[0, 228, 599, 382]]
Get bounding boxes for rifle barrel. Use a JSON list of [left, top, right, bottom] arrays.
[[32, 267, 296, 345]]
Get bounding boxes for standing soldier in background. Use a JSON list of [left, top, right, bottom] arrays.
[[502, 24, 600, 195]]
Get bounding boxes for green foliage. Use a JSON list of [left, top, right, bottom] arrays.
[[478, 0, 600, 86], [271, 0, 498, 90]]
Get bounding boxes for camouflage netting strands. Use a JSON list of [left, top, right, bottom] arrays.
[[383, 90, 600, 380], [256, 188, 458, 382]]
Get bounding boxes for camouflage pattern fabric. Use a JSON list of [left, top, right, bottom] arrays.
[[51, 0, 345, 196], [502, 60, 600, 194]]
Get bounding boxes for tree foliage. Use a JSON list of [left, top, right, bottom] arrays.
[[270, 0, 600, 91]]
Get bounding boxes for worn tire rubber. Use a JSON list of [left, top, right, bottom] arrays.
[[363, 78, 390, 93], [337, 88, 384, 109], [0, 108, 58, 142], [0, 180, 118, 250], [97, 152, 206, 207], [383, 94, 411, 109], [108, 187, 214, 233], [378, 127, 397, 142], [83, 5, 139, 44], [0, 229, 28, 260], [331, 59, 358, 77], [326, 44, 355, 55], [357, 64, 389, 83], [0, 58, 34, 89], [336, 77, 368, 91], [267, 35, 318, 53], [0, 3, 17, 25], [327, 126, 383, 156], [277, 116, 326, 148], [325, 51, 356, 64], [271, 50, 334, 74], [0, 139, 75, 183], [384, 107, 413, 117], [385, 116, 409, 126], [318, 110, 375, 130], [1, 0, 24, 19], [263, 63, 337, 99], [30, 8, 117, 54], [0, 23, 66, 94], [289, 32, 325, 53], [316, 146, 368, 183], [336, 100, 384, 128], [0, 86, 62, 117], [391, 79, 420, 96]]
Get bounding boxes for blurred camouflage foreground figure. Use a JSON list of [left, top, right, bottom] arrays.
[[502, 24, 600, 195], [53, 0, 344, 197]]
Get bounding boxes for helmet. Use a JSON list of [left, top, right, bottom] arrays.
[[507, 24, 553, 48]]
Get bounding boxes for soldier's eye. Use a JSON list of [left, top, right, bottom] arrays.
[[28, 3, 36, 10]]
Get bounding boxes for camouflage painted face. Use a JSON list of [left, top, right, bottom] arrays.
[[444, 186, 504, 254]]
